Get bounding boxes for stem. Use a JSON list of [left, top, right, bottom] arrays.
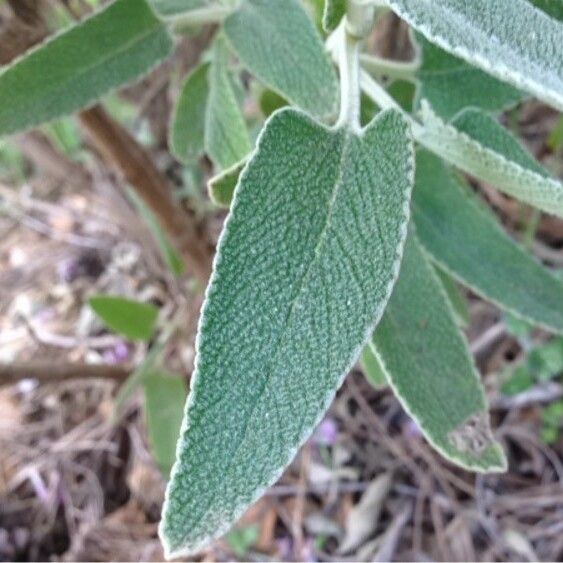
[[361, 53, 420, 81], [337, 28, 362, 131], [169, 5, 232, 32]]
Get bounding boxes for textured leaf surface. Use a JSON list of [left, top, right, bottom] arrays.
[[414, 34, 524, 119], [371, 236, 506, 472], [323, 0, 346, 32], [160, 108, 414, 557], [418, 104, 563, 217], [413, 151, 563, 335], [387, 0, 563, 111], [0, 0, 173, 137], [170, 63, 210, 163], [435, 267, 470, 328], [205, 38, 251, 169], [89, 295, 158, 341], [208, 158, 247, 207], [144, 371, 187, 476], [224, 0, 338, 118], [360, 346, 388, 389]]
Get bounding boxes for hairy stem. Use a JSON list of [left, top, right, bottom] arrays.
[[361, 53, 420, 81], [337, 28, 362, 131]]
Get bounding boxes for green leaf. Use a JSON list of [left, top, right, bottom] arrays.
[[258, 88, 288, 118], [386, 0, 563, 111], [414, 34, 525, 120], [208, 158, 247, 207], [144, 370, 187, 476], [371, 235, 506, 472], [205, 37, 251, 169], [170, 63, 210, 163], [225, 525, 259, 558], [160, 108, 414, 557], [323, 0, 346, 32], [89, 295, 159, 341], [413, 151, 563, 335], [224, 0, 339, 119], [435, 267, 470, 328], [360, 345, 388, 389], [150, 0, 209, 17], [418, 104, 563, 217], [529, 0, 563, 20], [0, 0, 173, 137]]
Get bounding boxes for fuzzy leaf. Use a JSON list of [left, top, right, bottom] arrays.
[[224, 0, 339, 119], [89, 295, 158, 342], [414, 34, 524, 119], [205, 38, 251, 169], [360, 345, 388, 389], [435, 267, 470, 328], [371, 235, 506, 472], [323, 0, 346, 32], [418, 104, 563, 217], [386, 0, 563, 111], [413, 151, 563, 335], [144, 371, 187, 476], [0, 0, 173, 137], [160, 108, 414, 557], [170, 63, 210, 163]]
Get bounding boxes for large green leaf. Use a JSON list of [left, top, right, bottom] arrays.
[[414, 34, 524, 120], [170, 63, 210, 163], [144, 371, 187, 476], [0, 0, 173, 137], [413, 151, 563, 335], [224, 0, 338, 119], [205, 38, 251, 169], [386, 0, 563, 111], [371, 235, 506, 472], [529, 0, 563, 20], [418, 104, 563, 217], [160, 108, 414, 557], [89, 295, 159, 342]]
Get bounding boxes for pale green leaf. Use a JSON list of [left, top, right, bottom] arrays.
[[414, 34, 524, 120], [0, 0, 173, 137], [413, 151, 563, 335], [205, 37, 251, 169], [170, 63, 210, 163], [150, 0, 209, 17], [418, 103, 563, 217], [208, 158, 247, 207], [224, 0, 339, 119], [89, 295, 158, 341], [144, 371, 187, 476], [160, 108, 414, 557], [371, 235, 506, 472], [323, 0, 346, 32], [435, 267, 470, 328], [360, 345, 388, 389], [386, 0, 563, 111]]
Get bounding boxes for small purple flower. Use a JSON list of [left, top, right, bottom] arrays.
[[103, 340, 131, 364], [313, 418, 338, 446]]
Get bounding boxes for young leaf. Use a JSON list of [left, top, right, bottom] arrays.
[[0, 0, 173, 137], [144, 371, 187, 476], [418, 104, 563, 217], [205, 38, 251, 169], [208, 158, 247, 207], [160, 108, 414, 557], [413, 151, 563, 335], [170, 63, 210, 163], [224, 0, 339, 119], [371, 235, 506, 472], [414, 34, 524, 120], [386, 0, 563, 111], [323, 0, 346, 32], [360, 345, 388, 389], [89, 295, 159, 342]]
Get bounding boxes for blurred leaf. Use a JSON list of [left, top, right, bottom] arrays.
[[224, 0, 338, 119], [225, 525, 259, 558], [360, 345, 387, 389], [387, 79, 415, 113], [205, 37, 251, 169], [144, 370, 187, 476], [413, 151, 563, 334], [435, 267, 470, 328], [43, 117, 81, 157], [150, 0, 209, 17], [0, 0, 173, 137], [372, 235, 506, 472], [414, 34, 524, 120], [89, 295, 158, 342], [322, 0, 346, 32], [208, 158, 247, 207], [501, 365, 535, 395], [529, 0, 563, 20], [128, 189, 185, 276], [170, 63, 210, 163], [504, 312, 534, 338], [548, 116, 563, 151], [258, 88, 288, 118]]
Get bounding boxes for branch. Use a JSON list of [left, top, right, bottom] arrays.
[[0, 362, 131, 386], [78, 105, 212, 284]]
